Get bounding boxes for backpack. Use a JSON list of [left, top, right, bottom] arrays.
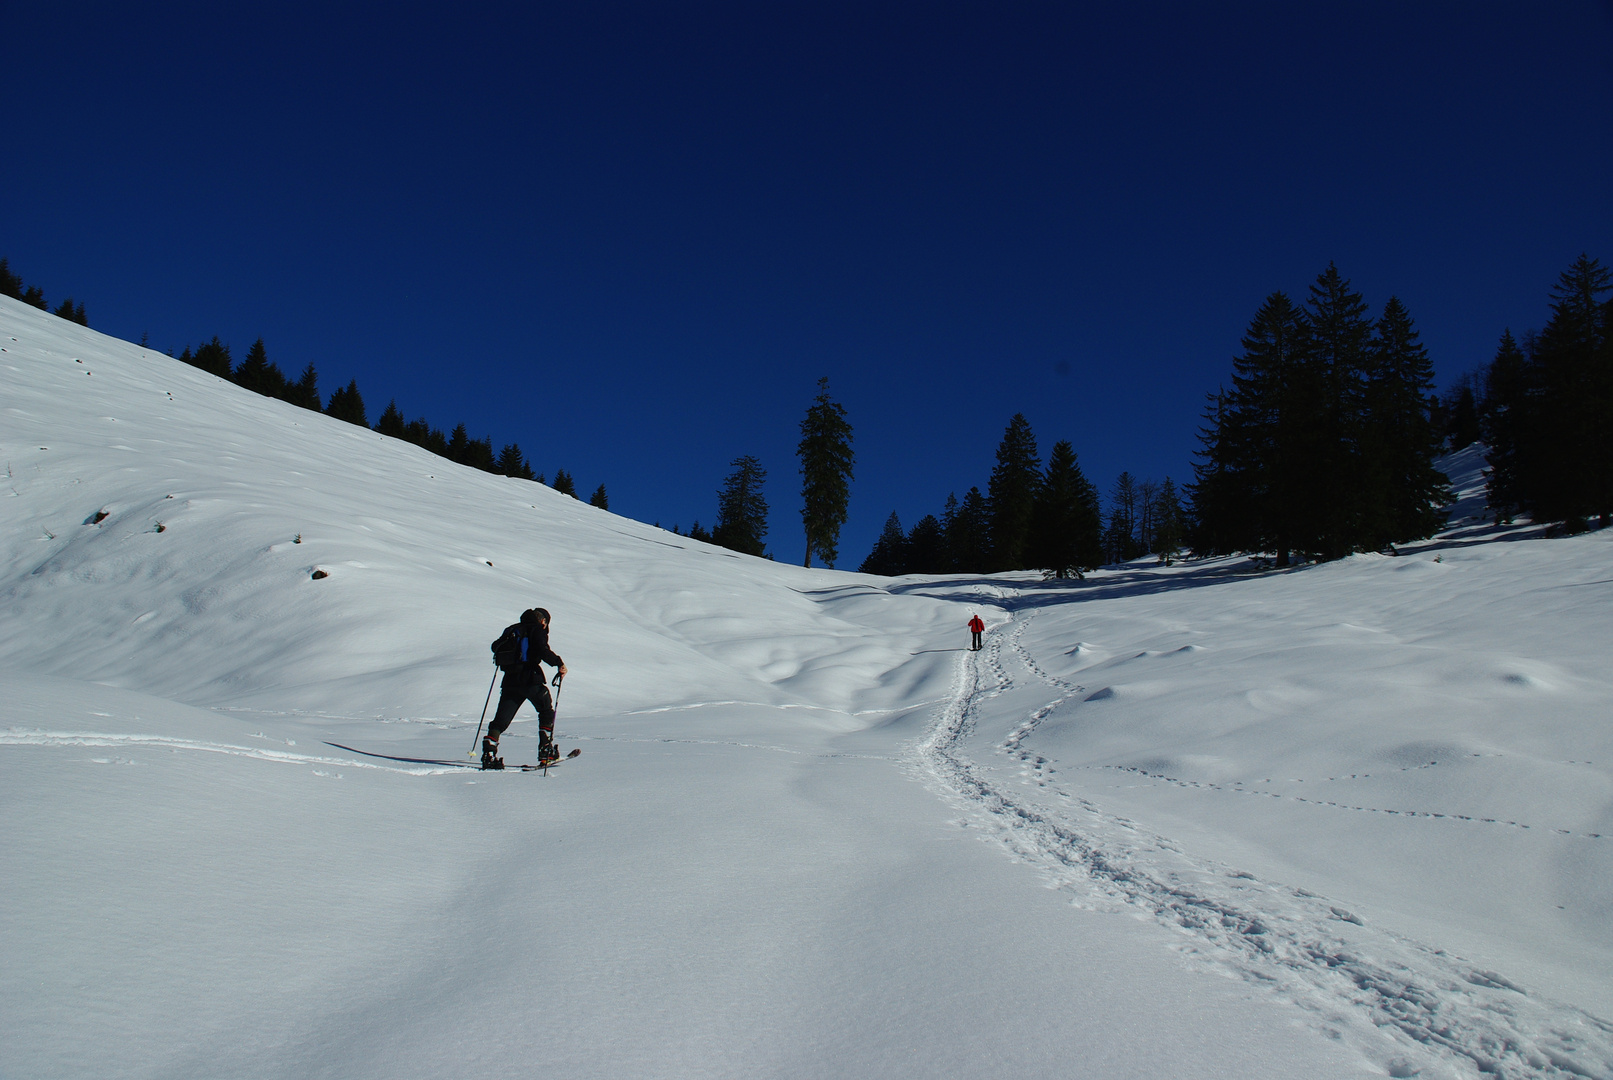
[[491, 623, 527, 673]]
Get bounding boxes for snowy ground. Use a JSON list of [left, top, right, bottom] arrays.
[[2, 295, 1609, 1079]]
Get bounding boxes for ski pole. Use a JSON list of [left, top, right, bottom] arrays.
[[469, 662, 498, 756], [551, 670, 564, 711]]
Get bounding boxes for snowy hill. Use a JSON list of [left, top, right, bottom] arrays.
[[3, 294, 1610, 1080]]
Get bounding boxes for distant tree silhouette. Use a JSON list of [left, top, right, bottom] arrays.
[[553, 469, 577, 497], [589, 484, 609, 509], [325, 379, 368, 427], [859, 512, 909, 575], [798, 377, 854, 567], [714, 455, 769, 557]]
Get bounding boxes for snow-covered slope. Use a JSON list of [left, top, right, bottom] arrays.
[[3, 294, 1610, 1080]]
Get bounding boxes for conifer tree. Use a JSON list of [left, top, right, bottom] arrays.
[[1530, 254, 1612, 526], [1104, 472, 1141, 563], [53, 297, 77, 322], [797, 377, 854, 567], [234, 338, 286, 397], [325, 379, 368, 427], [447, 423, 471, 464], [191, 337, 234, 378], [376, 399, 408, 438], [467, 437, 497, 472], [714, 455, 769, 557], [1190, 291, 1318, 563], [1151, 478, 1185, 560], [497, 443, 533, 479], [1030, 439, 1102, 577], [1305, 264, 1374, 558], [553, 469, 577, 497], [688, 521, 712, 542], [859, 512, 909, 575], [1360, 297, 1451, 546], [287, 363, 321, 410], [948, 488, 991, 573], [905, 514, 946, 574], [22, 285, 47, 309], [590, 484, 609, 510], [0, 258, 22, 300], [986, 413, 1042, 571]]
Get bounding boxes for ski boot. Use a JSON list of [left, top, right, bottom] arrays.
[[537, 733, 560, 767], [481, 736, 505, 771]]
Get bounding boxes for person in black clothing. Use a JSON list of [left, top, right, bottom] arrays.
[[484, 607, 568, 769]]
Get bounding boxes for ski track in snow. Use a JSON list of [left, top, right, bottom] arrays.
[[0, 728, 441, 775], [914, 602, 1613, 1080]]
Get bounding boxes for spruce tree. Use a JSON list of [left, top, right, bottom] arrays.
[[447, 424, 471, 464], [1530, 254, 1612, 526], [949, 487, 991, 573], [986, 414, 1042, 571], [376, 399, 408, 438], [859, 512, 909, 575], [467, 437, 497, 472], [288, 363, 321, 410], [590, 484, 609, 509], [192, 337, 234, 378], [906, 514, 945, 574], [234, 338, 286, 397], [497, 443, 533, 479], [1104, 472, 1141, 563], [714, 455, 769, 557], [1481, 330, 1530, 522], [1151, 478, 1185, 561], [0, 258, 22, 300], [1305, 264, 1374, 558], [553, 469, 577, 497], [325, 379, 368, 427], [797, 377, 855, 567], [1030, 439, 1102, 577], [1361, 297, 1451, 546], [22, 285, 47, 310], [1190, 291, 1317, 564]]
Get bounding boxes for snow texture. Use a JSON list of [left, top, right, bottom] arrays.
[[2, 294, 1610, 1079]]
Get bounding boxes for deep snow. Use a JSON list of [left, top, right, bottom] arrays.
[[2, 295, 1609, 1079]]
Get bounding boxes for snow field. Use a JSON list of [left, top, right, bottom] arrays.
[[3, 294, 1610, 1078]]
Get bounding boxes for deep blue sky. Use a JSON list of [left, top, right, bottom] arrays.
[[7, 3, 1611, 566]]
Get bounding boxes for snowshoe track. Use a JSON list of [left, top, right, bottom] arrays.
[[915, 609, 1613, 1080]]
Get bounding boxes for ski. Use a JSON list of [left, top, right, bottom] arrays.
[[325, 741, 581, 771]]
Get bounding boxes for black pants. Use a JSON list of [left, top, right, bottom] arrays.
[[488, 674, 554, 740], [971, 630, 982, 651]]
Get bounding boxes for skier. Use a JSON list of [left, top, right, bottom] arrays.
[[968, 613, 984, 651], [484, 607, 568, 769]]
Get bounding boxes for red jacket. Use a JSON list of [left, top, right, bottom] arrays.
[[968, 616, 984, 633]]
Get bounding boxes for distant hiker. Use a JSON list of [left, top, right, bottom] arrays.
[[968, 614, 984, 651], [485, 607, 568, 769]]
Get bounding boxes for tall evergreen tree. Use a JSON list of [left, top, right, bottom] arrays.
[[589, 484, 609, 510], [324, 379, 368, 427], [466, 437, 497, 472], [447, 423, 472, 464], [859, 512, 909, 575], [234, 338, 286, 397], [1104, 472, 1142, 563], [376, 399, 408, 438], [905, 514, 946, 574], [21, 285, 47, 310], [714, 455, 769, 557], [1530, 254, 1612, 526], [190, 337, 234, 378], [797, 377, 854, 568], [287, 363, 321, 410], [1305, 264, 1374, 558], [948, 487, 991, 573], [1151, 477, 1185, 560], [986, 413, 1042, 571], [496, 443, 533, 479], [1360, 297, 1451, 546], [553, 468, 577, 497], [0, 257, 22, 299], [1029, 439, 1102, 577]]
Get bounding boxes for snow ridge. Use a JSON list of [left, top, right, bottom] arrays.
[[916, 607, 1613, 1080]]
